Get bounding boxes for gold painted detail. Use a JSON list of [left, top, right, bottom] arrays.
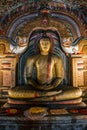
[[0, 39, 11, 54], [29, 107, 47, 114]]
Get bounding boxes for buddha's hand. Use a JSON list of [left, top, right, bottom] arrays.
[[27, 77, 38, 87], [51, 77, 62, 88], [40, 84, 51, 90], [27, 78, 46, 90], [38, 83, 56, 90], [35, 77, 62, 90]]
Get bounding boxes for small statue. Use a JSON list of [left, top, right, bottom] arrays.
[[8, 36, 82, 102]]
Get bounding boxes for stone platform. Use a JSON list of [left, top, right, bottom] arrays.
[[0, 99, 87, 130], [0, 102, 87, 130], [0, 113, 87, 130]]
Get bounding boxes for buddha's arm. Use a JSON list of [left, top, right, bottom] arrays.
[[52, 57, 64, 88], [26, 57, 33, 79], [26, 57, 38, 86], [26, 56, 44, 88]]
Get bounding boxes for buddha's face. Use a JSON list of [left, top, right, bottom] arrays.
[[39, 38, 51, 54]]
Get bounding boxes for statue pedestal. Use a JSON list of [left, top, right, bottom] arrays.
[[1, 91, 86, 130], [0, 114, 87, 130], [0, 101, 87, 130]]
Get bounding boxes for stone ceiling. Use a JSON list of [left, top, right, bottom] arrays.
[[0, 0, 86, 19], [0, 0, 87, 34], [0, 0, 87, 15]]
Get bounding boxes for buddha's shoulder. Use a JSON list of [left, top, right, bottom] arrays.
[[52, 54, 62, 60], [26, 54, 39, 61]]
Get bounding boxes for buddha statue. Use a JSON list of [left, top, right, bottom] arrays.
[[8, 36, 82, 103]]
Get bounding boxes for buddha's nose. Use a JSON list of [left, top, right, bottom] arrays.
[[44, 43, 47, 46]]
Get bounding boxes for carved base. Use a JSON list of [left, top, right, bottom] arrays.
[[1, 100, 87, 130], [1, 108, 87, 130], [7, 97, 82, 105], [3, 101, 87, 110]]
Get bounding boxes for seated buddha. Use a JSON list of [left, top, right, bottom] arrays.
[[8, 36, 82, 104]]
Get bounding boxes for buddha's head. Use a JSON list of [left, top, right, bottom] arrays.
[[39, 37, 51, 55]]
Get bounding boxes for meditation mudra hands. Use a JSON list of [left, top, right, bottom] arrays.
[[27, 77, 62, 90]]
